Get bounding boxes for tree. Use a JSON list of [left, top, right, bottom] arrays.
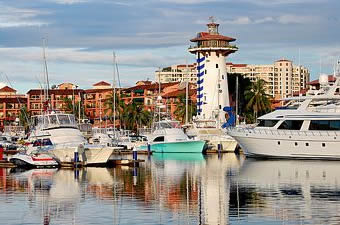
[[174, 93, 196, 123], [104, 91, 127, 128], [61, 97, 84, 120], [244, 79, 272, 121], [120, 102, 152, 131], [19, 105, 31, 131]]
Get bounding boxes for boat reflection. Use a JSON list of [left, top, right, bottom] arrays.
[[0, 153, 246, 225], [234, 159, 340, 224]]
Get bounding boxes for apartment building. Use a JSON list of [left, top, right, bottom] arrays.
[[27, 83, 83, 115], [0, 86, 27, 128], [227, 59, 310, 99], [155, 64, 197, 83], [156, 59, 310, 100]]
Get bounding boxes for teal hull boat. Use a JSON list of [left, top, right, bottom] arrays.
[[140, 140, 206, 153]]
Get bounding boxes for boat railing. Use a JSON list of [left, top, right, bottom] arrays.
[[306, 107, 340, 113], [228, 127, 340, 137]]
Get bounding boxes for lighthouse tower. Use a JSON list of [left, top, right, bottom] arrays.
[[189, 18, 238, 123]]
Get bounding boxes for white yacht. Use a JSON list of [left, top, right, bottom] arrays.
[[138, 119, 206, 153], [227, 74, 340, 159], [186, 118, 237, 152], [27, 111, 120, 165]]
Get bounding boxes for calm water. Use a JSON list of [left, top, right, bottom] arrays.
[[1, 153, 340, 225]]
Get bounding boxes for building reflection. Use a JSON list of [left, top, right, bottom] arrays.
[[0, 154, 250, 225]]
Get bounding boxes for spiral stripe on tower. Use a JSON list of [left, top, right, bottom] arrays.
[[196, 54, 205, 114]]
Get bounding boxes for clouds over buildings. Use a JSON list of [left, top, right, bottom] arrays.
[[0, 0, 338, 92]]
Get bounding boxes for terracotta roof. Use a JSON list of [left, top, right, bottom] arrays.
[[0, 86, 16, 93], [85, 88, 115, 93], [225, 62, 247, 67], [190, 32, 236, 42], [307, 75, 335, 85], [162, 89, 196, 98], [93, 81, 111, 86], [276, 59, 292, 62], [27, 89, 84, 95], [292, 89, 308, 96], [125, 82, 179, 91]]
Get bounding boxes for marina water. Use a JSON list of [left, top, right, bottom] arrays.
[[1, 153, 339, 224]]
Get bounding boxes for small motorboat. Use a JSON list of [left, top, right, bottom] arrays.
[[10, 151, 59, 168]]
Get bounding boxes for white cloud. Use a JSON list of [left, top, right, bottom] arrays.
[[159, 0, 221, 4], [278, 14, 320, 24], [0, 5, 50, 28], [47, 0, 88, 4], [206, 15, 319, 26]]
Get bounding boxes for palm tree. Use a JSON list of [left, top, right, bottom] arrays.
[[120, 102, 152, 131], [19, 105, 31, 132], [61, 97, 84, 120], [244, 79, 271, 121], [174, 94, 196, 123], [104, 91, 127, 128]]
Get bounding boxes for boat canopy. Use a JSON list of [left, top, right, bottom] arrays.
[[31, 113, 77, 129]]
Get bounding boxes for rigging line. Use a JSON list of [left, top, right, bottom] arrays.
[[115, 60, 122, 88], [3, 73, 31, 128]]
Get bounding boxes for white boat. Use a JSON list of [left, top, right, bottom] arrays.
[[28, 111, 121, 165], [138, 119, 206, 153], [227, 73, 340, 159], [10, 150, 59, 168], [186, 118, 237, 152]]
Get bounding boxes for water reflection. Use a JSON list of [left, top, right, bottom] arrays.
[[3, 154, 340, 224], [234, 159, 340, 224]]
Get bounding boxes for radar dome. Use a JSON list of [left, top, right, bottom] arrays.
[[319, 74, 329, 86]]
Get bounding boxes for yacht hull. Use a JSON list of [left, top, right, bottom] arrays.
[[142, 140, 206, 153], [229, 129, 340, 159], [49, 146, 117, 165]]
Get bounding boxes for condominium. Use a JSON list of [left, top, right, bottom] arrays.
[[155, 64, 197, 83], [227, 59, 310, 99], [156, 59, 310, 99]]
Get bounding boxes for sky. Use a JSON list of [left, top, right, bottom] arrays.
[[0, 0, 339, 93]]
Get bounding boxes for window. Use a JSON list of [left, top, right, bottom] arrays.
[[309, 120, 340, 130], [278, 120, 304, 130], [216, 64, 219, 68], [153, 136, 164, 142], [222, 75, 224, 79], [257, 120, 278, 127]]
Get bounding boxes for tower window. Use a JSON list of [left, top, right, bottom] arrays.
[[205, 70, 207, 74], [222, 75, 224, 79], [216, 64, 219, 68]]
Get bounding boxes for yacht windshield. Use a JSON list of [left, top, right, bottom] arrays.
[[153, 121, 180, 129], [257, 120, 278, 127]]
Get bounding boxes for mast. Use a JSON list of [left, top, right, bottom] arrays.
[[112, 51, 116, 130], [42, 38, 50, 105], [185, 57, 189, 125]]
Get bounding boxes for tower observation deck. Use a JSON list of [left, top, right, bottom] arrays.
[[189, 19, 238, 123]]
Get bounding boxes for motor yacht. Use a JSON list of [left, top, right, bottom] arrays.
[[26, 111, 121, 165], [138, 119, 206, 153], [227, 74, 340, 159]]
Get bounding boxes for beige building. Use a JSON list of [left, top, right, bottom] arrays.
[[227, 59, 310, 99], [156, 59, 310, 99], [155, 64, 197, 83]]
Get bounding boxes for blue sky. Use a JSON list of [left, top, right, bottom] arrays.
[[0, 0, 339, 93]]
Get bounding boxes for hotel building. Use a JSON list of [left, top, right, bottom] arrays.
[[155, 59, 310, 100]]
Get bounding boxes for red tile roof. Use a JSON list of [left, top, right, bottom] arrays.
[[0, 86, 16, 93], [27, 89, 84, 95], [307, 75, 335, 85], [162, 89, 196, 98], [93, 81, 111, 86], [190, 32, 236, 42], [125, 82, 179, 91]]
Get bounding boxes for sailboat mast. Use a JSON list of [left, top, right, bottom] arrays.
[[185, 58, 189, 125], [42, 38, 50, 102], [112, 51, 116, 130]]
